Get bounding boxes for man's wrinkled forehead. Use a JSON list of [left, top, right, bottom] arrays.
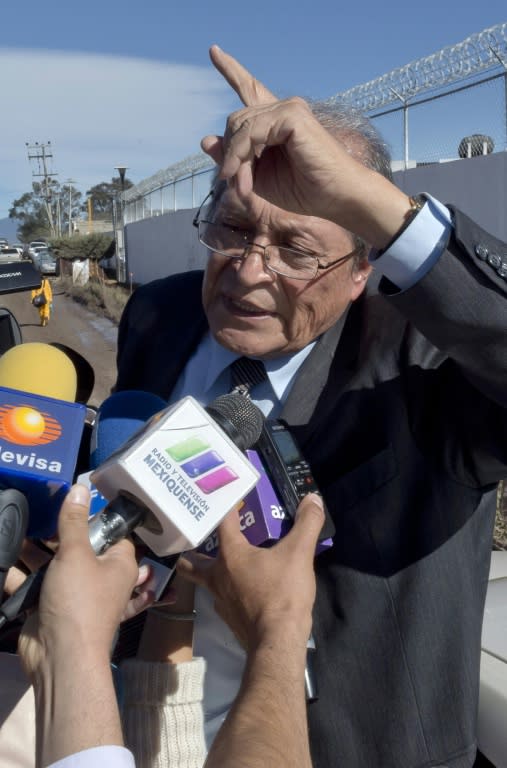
[[211, 183, 326, 236], [212, 184, 263, 222]]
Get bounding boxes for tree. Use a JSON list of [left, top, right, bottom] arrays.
[[9, 181, 82, 242], [9, 176, 131, 242], [85, 177, 133, 218], [9, 186, 49, 242], [60, 183, 84, 233]]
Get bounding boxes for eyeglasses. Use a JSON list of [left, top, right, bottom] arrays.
[[193, 193, 362, 282]]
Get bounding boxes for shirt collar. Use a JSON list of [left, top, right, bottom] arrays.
[[204, 333, 316, 402]]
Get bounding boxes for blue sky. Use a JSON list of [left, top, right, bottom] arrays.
[[1, 0, 505, 221]]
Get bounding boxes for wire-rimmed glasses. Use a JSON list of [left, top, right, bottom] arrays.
[[193, 192, 362, 281]]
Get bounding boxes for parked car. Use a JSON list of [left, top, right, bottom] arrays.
[[0, 248, 22, 262], [32, 248, 59, 276], [29, 245, 51, 263], [23, 240, 47, 260]]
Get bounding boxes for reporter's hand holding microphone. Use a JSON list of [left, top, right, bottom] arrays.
[[16, 484, 324, 768], [18, 484, 151, 768]]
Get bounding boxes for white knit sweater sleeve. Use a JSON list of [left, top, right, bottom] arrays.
[[120, 658, 206, 768]]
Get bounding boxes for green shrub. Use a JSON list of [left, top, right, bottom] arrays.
[[52, 234, 114, 261]]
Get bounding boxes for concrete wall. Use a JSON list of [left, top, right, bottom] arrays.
[[125, 208, 207, 285], [125, 153, 507, 286], [393, 152, 507, 241]]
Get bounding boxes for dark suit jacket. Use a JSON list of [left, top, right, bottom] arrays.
[[116, 208, 507, 768]]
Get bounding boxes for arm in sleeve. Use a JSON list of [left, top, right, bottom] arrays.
[[382, 207, 507, 485], [369, 194, 453, 290]]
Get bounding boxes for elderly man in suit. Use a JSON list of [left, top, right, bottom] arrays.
[[115, 47, 507, 768]]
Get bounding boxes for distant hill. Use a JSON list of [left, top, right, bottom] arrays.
[[0, 217, 20, 243]]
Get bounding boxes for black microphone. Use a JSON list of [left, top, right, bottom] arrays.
[[0, 490, 29, 596]]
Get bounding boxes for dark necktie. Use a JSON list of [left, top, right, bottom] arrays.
[[230, 356, 267, 396]]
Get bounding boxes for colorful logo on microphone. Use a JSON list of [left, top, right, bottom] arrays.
[[166, 436, 238, 494], [0, 404, 62, 446]]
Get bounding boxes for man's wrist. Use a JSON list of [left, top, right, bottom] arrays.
[[137, 609, 194, 662], [41, 631, 113, 668], [137, 576, 195, 662], [32, 643, 113, 691], [249, 622, 310, 662], [374, 195, 427, 256], [32, 648, 124, 766], [369, 193, 453, 290]]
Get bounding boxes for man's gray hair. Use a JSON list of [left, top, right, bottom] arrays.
[[309, 100, 393, 182]]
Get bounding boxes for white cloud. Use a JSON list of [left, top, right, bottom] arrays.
[[0, 48, 235, 216]]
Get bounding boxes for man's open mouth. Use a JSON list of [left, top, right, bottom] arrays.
[[223, 295, 276, 317]]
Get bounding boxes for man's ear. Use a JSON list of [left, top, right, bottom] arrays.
[[350, 261, 372, 298]]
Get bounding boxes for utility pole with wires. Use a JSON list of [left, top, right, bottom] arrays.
[[25, 141, 58, 237]]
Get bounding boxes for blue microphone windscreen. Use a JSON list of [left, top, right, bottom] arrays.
[[90, 390, 167, 469]]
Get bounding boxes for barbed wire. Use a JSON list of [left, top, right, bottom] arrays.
[[329, 23, 507, 112], [122, 153, 213, 203]]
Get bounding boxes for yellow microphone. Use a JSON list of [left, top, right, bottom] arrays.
[[0, 343, 77, 401], [0, 342, 86, 538]]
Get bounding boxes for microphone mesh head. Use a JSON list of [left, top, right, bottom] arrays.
[[206, 393, 264, 451]]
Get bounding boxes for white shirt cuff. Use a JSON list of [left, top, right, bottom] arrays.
[[369, 193, 453, 290], [48, 745, 136, 768]]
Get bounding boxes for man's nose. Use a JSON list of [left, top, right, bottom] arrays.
[[233, 242, 274, 283]]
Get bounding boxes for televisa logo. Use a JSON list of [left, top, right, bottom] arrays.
[[0, 386, 86, 539], [0, 403, 62, 446]]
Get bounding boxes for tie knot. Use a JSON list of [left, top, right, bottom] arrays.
[[230, 357, 267, 396]]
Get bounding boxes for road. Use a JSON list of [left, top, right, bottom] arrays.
[[0, 276, 118, 407]]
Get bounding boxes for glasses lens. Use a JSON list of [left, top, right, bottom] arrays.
[[199, 222, 247, 257], [197, 222, 317, 280], [269, 246, 317, 280]]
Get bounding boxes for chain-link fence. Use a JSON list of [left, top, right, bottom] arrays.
[[332, 23, 507, 170], [369, 73, 506, 169], [123, 157, 214, 226]]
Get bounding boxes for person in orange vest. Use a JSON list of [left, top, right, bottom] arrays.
[[31, 277, 53, 327]]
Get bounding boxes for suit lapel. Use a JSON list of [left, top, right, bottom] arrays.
[[145, 273, 208, 400], [163, 313, 208, 399], [281, 297, 364, 443]]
